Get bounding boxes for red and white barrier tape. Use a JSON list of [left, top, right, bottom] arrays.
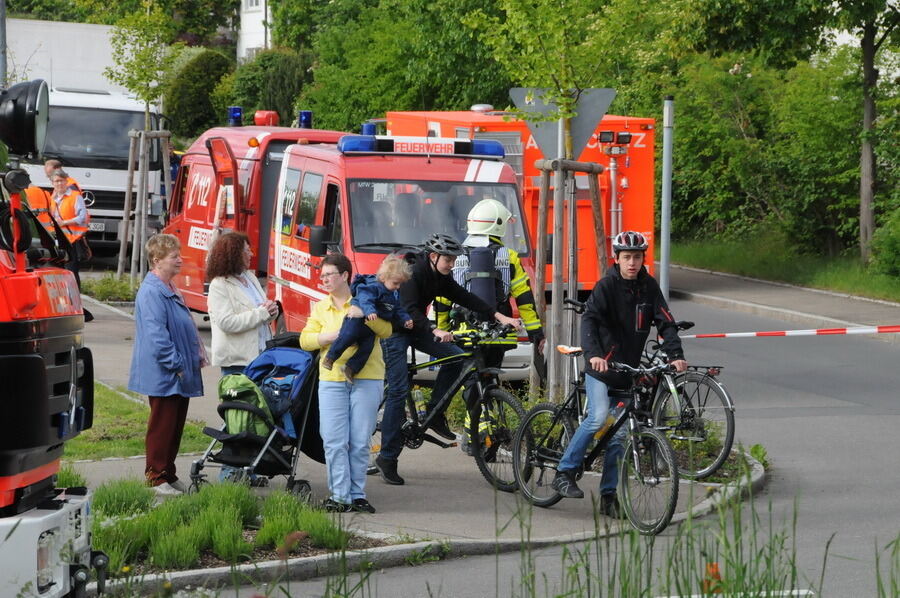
[[683, 324, 900, 340]]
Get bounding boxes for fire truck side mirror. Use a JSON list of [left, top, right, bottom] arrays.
[[308, 225, 327, 257], [0, 79, 49, 158]]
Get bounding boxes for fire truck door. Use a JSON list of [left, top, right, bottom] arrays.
[[205, 136, 244, 232], [257, 141, 292, 273]]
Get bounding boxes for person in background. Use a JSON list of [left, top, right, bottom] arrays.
[[49, 168, 89, 288], [300, 254, 392, 513], [207, 232, 278, 377], [128, 234, 207, 496], [551, 231, 687, 518], [44, 159, 81, 192], [321, 254, 413, 382]]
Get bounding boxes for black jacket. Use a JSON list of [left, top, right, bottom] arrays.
[[581, 265, 684, 388], [399, 252, 494, 335]]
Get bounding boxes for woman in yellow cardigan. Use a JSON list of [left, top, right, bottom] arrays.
[[300, 254, 392, 513]]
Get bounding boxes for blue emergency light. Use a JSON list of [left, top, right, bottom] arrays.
[[227, 106, 243, 126], [361, 122, 377, 135], [298, 110, 313, 129], [337, 135, 505, 159]]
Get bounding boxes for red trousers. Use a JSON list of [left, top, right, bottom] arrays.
[[145, 395, 190, 486]]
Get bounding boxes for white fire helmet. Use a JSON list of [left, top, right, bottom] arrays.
[[466, 198, 511, 238]]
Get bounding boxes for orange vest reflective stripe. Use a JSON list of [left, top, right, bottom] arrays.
[[24, 186, 53, 227], [56, 190, 90, 242]]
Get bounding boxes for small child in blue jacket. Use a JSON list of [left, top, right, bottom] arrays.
[[322, 254, 413, 381]]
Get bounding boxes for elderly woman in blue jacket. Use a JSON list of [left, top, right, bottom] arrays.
[[128, 234, 206, 496]]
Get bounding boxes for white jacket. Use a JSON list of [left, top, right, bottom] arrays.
[[207, 273, 274, 367]]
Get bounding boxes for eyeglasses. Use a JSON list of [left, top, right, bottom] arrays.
[[320, 271, 342, 279]]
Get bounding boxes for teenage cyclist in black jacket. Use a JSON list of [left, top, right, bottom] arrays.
[[375, 234, 521, 485], [551, 231, 688, 518]]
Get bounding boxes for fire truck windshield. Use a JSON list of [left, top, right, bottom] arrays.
[[349, 180, 529, 256]]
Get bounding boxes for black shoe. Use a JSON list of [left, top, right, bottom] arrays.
[[600, 493, 628, 519], [429, 415, 455, 440], [375, 455, 405, 485], [323, 498, 352, 513], [351, 498, 376, 513], [551, 470, 585, 499]]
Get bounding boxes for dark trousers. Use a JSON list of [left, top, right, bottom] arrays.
[[146, 394, 189, 486], [65, 255, 81, 289], [379, 331, 464, 462], [326, 317, 375, 373]]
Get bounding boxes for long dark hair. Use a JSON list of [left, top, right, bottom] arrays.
[[207, 232, 249, 280]]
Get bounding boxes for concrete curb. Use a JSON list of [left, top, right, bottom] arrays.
[[87, 453, 766, 596]]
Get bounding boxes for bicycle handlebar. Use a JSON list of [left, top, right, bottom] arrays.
[[563, 298, 585, 314], [608, 361, 675, 377], [451, 322, 516, 343]]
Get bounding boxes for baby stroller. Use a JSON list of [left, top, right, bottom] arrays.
[[189, 346, 325, 497]]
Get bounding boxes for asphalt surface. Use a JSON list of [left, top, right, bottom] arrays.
[[75, 264, 900, 594]]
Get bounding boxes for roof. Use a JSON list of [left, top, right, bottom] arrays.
[[49, 89, 152, 112]]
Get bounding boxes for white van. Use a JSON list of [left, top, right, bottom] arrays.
[[22, 88, 164, 254]]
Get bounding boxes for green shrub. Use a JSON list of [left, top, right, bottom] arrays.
[[256, 491, 348, 551], [92, 517, 150, 572], [209, 508, 252, 562], [81, 274, 137, 302], [210, 71, 236, 124], [56, 463, 86, 488], [195, 481, 259, 526], [149, 524, 201, 569], [871, 207, 900, 277], [163, 49, 234, 137], [92, 479, 154, 518], [232, 49, 312, 126]]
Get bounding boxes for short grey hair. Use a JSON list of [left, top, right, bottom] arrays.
[[50, 168, 69, 180], [146, 233, 180, 267]]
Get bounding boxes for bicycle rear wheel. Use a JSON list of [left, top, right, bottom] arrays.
[[512, 403, 575, 508], [653, 371, 735, 479], [470, 388, 526, 492], [619, 426, 679, 536]]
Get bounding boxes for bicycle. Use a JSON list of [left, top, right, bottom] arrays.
[[643, 322, 736, 479], [512, 347, 680, 536], [383, 322, 527, 492]]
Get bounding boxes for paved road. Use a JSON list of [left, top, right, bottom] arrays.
[[241, 298, 900, 597]]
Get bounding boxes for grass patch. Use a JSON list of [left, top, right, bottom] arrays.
[[670, 237, 900, 303], [81, 273, 138, 302], [64, 383, 210, 460], [256, 490, 349, 551], [92, 479, 154, 518], [56, 462, 87, 487]]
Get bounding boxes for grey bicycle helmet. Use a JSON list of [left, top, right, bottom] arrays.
[[423, 233, 464, 256], [612, 230, 648, 253]]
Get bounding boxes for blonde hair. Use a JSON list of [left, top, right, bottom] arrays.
[[146, 233, 180, 267], [377, 253, 412, 283]]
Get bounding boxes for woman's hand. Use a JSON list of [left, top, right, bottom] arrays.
[[264, 300, 279, 318], [347, 305, 364, 318], [318, 331, 339, 345]]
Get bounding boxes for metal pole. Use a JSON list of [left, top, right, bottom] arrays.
[[548, 117, 566, 400], [660, 95, 675, 300], [117, 131, 138, 278], [608, 156, 619, 240], [565, 172, 577, 343], [0, 0, 7, 87]]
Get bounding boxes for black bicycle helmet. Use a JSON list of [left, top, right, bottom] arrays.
[[612, 230, 648, 253], [423, 233, 464, 256]]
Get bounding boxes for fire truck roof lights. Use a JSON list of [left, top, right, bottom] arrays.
[[337, 135, 505, 159]]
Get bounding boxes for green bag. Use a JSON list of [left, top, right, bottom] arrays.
[[217, 374, 273, 437]]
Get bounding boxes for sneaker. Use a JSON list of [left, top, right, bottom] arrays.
[[351, 498, 376, 513], [429, 415, 455, 440], [601, 493, 628, 519], [321, 356, 334, 370], [153, 482, 183, 496], [169, 478, 188, 493], [374, 455, 405, 485], [460, 433, 474, 456], [323, 498, 352, 513], [342, 365, 355, 384], [551, 470, 584, 499]]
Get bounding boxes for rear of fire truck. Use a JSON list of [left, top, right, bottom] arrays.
[[0, 80, 107, 597]]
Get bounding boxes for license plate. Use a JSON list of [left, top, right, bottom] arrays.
[[88, 222, 105, 232]]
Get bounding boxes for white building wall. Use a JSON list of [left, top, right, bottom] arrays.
[[237, 0, 271, 62], [6, 18, 124, 92]]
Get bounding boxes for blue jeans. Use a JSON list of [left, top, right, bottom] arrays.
[[379, 331, 464, 462], [326, 317, 375, 374], [558, 375, 625, 496], [319, 379, 382, 504]]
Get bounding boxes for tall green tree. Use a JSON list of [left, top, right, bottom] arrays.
[[681, 0, 900, 261]]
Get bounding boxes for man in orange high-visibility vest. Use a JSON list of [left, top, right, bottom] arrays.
[[49, 168, 90, 287], [44, 159, 82, 193], [23, 185, 55, 232]]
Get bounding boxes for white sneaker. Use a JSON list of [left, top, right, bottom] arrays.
[[154, 482, 183, 496], [169, 479, 188, 493]]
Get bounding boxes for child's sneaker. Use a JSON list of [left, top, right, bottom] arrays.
[[321, 356, 334, 370], [342, 365, 355, 383]]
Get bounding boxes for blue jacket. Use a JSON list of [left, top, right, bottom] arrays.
[[350, 274, 411, 325], [128, 272, 204, 397]]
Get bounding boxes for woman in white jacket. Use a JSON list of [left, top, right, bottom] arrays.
[[206, 232, 279, 376]]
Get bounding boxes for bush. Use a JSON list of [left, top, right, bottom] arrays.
[[81, 274, 137, 302], [92, 479, 155, 518], [871, 206, 900, 276], [232, 49, 312, 126], [163, 49, 234, 137]]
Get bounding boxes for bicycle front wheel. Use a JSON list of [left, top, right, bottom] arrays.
[[470, 388, 526, 492], [619, 426, 679, 536], [512, 403, 576, 508], [653, 371, 735, 479]]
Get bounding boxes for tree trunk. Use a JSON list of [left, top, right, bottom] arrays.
[[859, 20, 877, 263]]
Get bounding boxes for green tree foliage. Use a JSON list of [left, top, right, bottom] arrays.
[[163, 50, 234, 137], [269, 0, 321, 50], [229, 50, 313, 127], [870, 206, 900, 276], [6, 0, 90, 21]]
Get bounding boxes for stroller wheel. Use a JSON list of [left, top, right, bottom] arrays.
[[287, 479, 312, 502], [188, 478, 208, 494]]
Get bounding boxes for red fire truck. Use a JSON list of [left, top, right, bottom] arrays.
[[386, 108, 657, 287], [0, 80, 107, 597]]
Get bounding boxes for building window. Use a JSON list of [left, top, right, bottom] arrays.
[[244, 0, 260, 9]]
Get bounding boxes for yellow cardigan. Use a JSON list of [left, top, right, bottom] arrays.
[[300, 295, 393, 382]]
